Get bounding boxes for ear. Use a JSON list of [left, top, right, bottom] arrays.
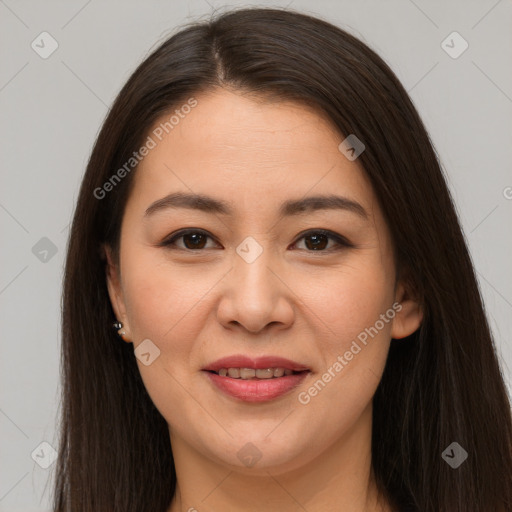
[[103, 244, 132, 342], [391, 277, 423, 340]]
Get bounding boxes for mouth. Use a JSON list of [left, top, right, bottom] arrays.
[[205, 367, 308, 379], [201, 355, 311, 402]]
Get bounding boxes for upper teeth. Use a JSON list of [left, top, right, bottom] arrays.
[[217, 368, 294, 379]]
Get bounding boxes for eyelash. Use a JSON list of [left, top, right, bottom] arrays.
[[159, 228, 353, 253]]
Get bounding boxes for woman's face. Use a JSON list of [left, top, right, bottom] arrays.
[[105, 88, 422, 474]]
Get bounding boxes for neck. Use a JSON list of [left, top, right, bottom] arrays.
[[167, 403, 392, 512]]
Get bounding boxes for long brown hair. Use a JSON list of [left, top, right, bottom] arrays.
[[51, 7, 512, 511]]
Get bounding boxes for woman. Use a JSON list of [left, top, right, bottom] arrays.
[[52, 6, 512, 512]]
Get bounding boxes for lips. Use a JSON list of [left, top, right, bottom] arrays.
[[202, 354, 311, 402]]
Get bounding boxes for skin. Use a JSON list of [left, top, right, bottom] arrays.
[[105, 88, 423, 512]]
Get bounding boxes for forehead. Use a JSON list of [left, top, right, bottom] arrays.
[[129, 88, 377, 219]]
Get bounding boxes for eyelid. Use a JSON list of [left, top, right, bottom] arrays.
[[291, 228, 353, 249], [158, 228, 218, 248]]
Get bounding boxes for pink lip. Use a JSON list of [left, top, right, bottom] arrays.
[[204, 371, 309, 402], [202, 355, 310, 372], [202, 354, 310, 402]]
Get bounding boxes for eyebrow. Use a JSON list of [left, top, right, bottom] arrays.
[[144, 192, 368, 220]]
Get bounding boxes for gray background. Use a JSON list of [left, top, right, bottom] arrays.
[[1, 0, 511, 510]]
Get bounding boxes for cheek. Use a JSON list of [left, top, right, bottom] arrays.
[[120, 248, 219, 367], [297, 254, 395, 352], [293, 260, 395, 441], [119, 251, 214, 429]]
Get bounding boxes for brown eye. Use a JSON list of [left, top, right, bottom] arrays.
[[303, 233, 329, 250], [181, 232, 208, 249]]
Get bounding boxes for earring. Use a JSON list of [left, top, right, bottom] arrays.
[[112, 321, 128, 341]]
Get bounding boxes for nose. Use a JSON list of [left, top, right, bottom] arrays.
[[216, 237, 295, 334]]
